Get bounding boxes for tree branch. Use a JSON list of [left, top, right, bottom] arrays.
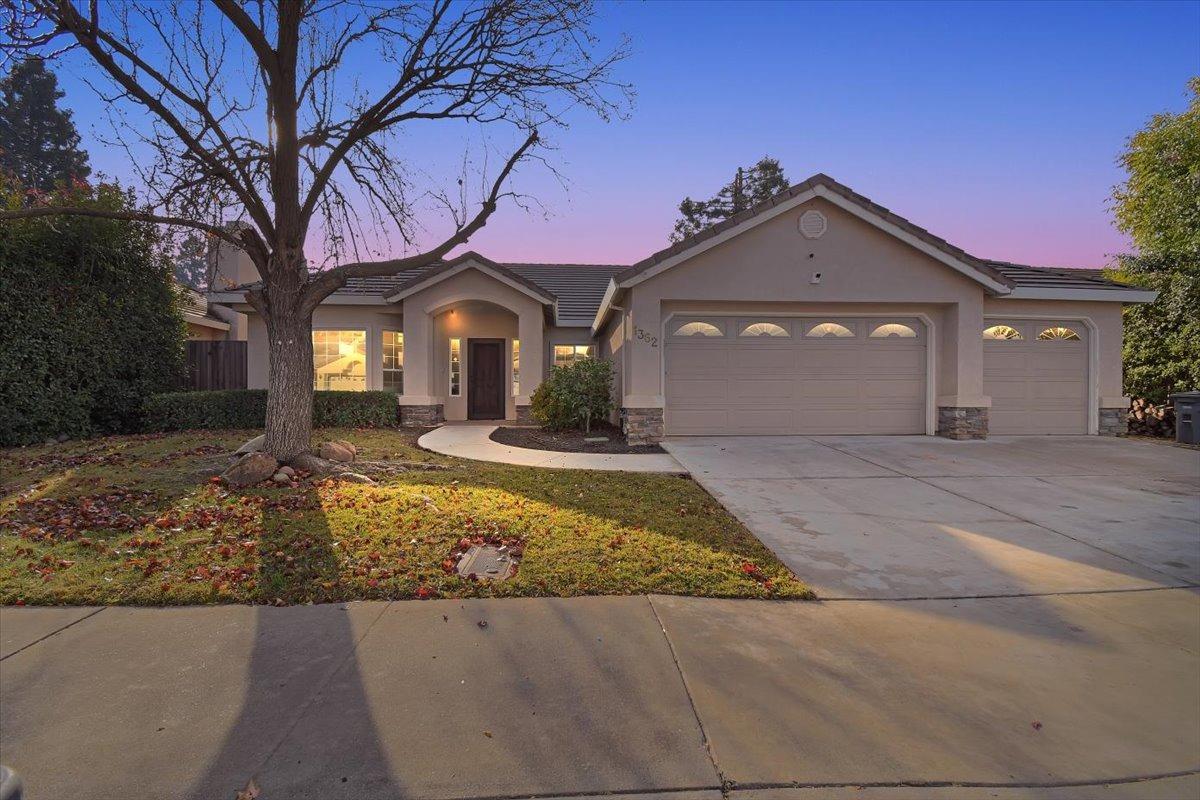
[[300, 129, 538, 311], [0, 205, 268, 264]]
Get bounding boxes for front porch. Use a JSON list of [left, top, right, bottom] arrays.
[[391, 257, 553, 425]]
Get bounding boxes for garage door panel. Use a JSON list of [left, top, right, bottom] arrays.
[[733, 409, 796, 432], [861, 348, 924, 372], [799, 379, 861, 399], [731, 379, 794, 401], [731, 348, 795, 372], [984, 323, 1088, 434], [669, 347, 730, 373], [666, 378, 728, 404], [1033, 381, 1086, 402], [864, 378, 924, 400], [796, 348, 861, 371], [666, 316, 927, 435], [864, 408, 925, 434], [668, 409, 731, 434], [796, 409, 862, 433]]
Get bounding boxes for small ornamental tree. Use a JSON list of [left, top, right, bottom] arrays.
[[0, 179, 186, 445], [530, 358, 614, 433]]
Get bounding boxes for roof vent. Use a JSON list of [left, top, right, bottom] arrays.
[[799, 210, 827, 239]]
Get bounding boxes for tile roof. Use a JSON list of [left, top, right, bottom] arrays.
[[307, 258, 623, 326], [984, 261, 1139, 291], [217, 174, 1143, 326]]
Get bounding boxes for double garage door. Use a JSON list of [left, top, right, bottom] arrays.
[[665, 316, 927, 435], [983, 320, 1089, 434], [664, 315, 1090, 436]]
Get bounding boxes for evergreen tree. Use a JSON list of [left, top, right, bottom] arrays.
[[0, 57, 91, 191], [173, 231, 210, 290], [671, 157, 789, 242]]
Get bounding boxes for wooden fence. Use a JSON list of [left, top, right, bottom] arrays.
[[184, 341, 248, 390]]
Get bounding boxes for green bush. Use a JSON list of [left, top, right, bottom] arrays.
[[0, 181, 186, 446], [143, 390, 398, 432], [1109, 254, 1200, 404], [530, 358, 614, 432]]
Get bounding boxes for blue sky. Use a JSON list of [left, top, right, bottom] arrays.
[[56, 0, 1200, 268]]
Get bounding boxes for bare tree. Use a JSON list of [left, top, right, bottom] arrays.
[[1, 0, 630, 462]]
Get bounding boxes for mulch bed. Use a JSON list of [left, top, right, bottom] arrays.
[[490, 423, 665, 454]]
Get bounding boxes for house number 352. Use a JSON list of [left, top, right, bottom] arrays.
[[634, 327, 658, 347]]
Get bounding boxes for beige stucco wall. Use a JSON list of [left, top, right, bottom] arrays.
[[619, 197, 988, 409], [246, 305, 403, 390], [398, 267, 548, 419], [186, 322, 227, 341]]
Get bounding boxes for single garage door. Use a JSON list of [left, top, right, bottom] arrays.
[[665, 316, 926, 435], [983, 321, 1088, 434]]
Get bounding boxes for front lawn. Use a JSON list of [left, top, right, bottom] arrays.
[[0, 428, 811, 605]]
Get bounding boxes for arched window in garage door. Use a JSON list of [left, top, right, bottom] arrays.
[[1037, 326, 1081, 341], [673, 321, 724, 337], [982, 324, 1023, 340]]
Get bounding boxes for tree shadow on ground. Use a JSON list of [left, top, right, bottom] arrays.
[[185, 488, 398, 799]]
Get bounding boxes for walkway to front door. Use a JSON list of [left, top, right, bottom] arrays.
[[467, 338, 505, 420]]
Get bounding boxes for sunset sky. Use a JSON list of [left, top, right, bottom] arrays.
[[55, 0, 1199, 269]]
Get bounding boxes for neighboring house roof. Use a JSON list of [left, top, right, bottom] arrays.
[[178, 283, 231, 331]]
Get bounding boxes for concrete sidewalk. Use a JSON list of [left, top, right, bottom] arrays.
[[418, 424, 686, 473], [3, 591, 1198, 800]]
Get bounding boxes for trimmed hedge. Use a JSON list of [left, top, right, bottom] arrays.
[[1, 181, 186, 446], [143, 390, 398, 432]]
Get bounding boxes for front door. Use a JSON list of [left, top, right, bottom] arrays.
[[467, 338, 506, 420]]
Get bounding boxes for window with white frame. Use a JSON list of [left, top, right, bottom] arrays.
[[511, 339, 520, 395], [313, 330, 366, 391], [553, 344, 592, 367], [382, 331, 403, 393], [449, 338, 461, 396]]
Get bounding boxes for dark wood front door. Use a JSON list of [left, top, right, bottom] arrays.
[[467, 338, 506, 420]]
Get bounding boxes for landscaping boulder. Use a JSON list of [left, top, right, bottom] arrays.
[[278, 465, 296, 478], [222, 452, 279, 488], [336, 472, 374, 484], [234, 434, 266, 455], [272, 471, 292, 485], [319, 440, 356, 462]]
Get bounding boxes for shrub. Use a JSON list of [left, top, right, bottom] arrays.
[[0, 180, 186, 445], [143, 390, 398, 432], [530, 358, 614, 432]]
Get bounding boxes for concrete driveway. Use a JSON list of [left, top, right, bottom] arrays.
[[3, 437, 1197, 799], [664, 435, 1200, 599]]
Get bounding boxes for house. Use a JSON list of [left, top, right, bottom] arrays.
[[207, 174, 1154, 442], [179, 284, 246, 342]]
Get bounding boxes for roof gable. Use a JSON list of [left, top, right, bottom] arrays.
[[384, 252, 558, 306], [612, 174, 1012, 294]]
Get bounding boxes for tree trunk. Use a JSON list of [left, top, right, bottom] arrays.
[[263, 302, 314, 463]]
